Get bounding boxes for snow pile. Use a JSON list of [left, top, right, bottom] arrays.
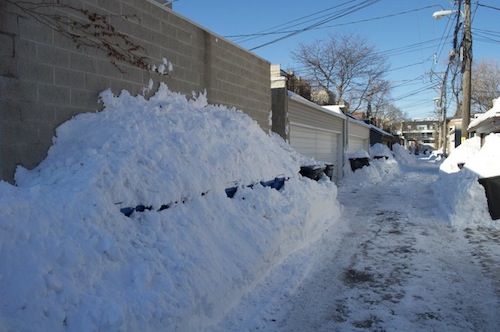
[[346, 148, 370, 159], [439, 136, 481, 174], [0, 84, 341, 331], [428, 148, 444, 161], [392, 143, 417, 166], [342, 148, 400, 186], [463, 134, 500, 178], [433, 134, 500, 229], [369, 143, 394, 159]]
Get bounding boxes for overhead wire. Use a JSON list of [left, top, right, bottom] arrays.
[[228, 0, 360, 44], [430, 9, 456, 74], [378, 38, 444, 58], [472, 2, 500, 45], [226, 5, 439, 42], [248, 0, 381, 51], [222, 1, 461, 117], [477, 2, 500, 11]]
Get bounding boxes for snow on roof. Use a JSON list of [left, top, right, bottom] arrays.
[[369, 124, 393, 137], [346, 114, 371, 128], [468, 96, 500, 132], [287, 91, 346, 120], [322, 105, 344, 115]]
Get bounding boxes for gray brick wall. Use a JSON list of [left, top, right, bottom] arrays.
[[0, 0, 271, 182]]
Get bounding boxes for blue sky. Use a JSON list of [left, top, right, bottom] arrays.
[[174, 0, 499, 119]]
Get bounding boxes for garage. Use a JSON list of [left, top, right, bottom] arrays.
[[287, 92, 345, 181], [289, 124, 339, 165], [346, 115, 370, 154]]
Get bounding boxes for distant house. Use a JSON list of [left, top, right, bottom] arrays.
[[396, 119, 439, 152]]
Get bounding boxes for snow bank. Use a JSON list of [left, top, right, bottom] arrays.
[[434, 134, 499, 229], [464, 134, 500, 178], [0, 84, 341, 331], [342, 148, 400, 186], [392, 143, 417, 166], [346, 149, 370, 159], [369, 143, 393, 159], [439, 136, 481, 174]]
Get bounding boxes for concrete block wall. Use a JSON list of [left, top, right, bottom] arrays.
[[0, 0, 271, 182]]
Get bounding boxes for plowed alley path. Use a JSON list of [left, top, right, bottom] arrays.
[[212, 160, 500, 331]]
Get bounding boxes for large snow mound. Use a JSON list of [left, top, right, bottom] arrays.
[[464, 134, 500, 178], [392, 143, 417, 166], [439, 136, 481, 174], [434, 134, 499, 229], [369, 143, 393, 159], [0, 84, 341, 331]]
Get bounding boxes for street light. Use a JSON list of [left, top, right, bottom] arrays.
[[432, 9, 455, 19], [432, 0, 472, 144]]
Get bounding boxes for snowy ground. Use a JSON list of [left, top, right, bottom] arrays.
[[212, 159, 500, 331]]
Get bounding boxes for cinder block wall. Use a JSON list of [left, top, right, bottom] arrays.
[[0, 0, 271, 182]]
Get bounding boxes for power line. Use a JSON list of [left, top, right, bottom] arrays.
[[226, 5, 439, 41], [387, 61, 429, 73], [392, 83, 436, 101], [378, 38, 443, 58], [430, 6, 456, 74], [477, 2, 500, 11], [228, 0, 360, 44], [248, 0, 381, 51]]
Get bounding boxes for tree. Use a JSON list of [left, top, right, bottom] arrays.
[[377, 103, 407, 133], [310, 88, 335, 105], [449, 52, 462, 117], [285, 71, 312, 100], [365, 79, 391, 121], [4, 0, 152, 72], [471, 59, 500, 113], [292, 33, 390, 113]]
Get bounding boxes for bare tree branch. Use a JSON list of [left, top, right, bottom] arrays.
[[471, 59, 500, 113], [5, 0, 152, 73], [292, 33, 390, 113]]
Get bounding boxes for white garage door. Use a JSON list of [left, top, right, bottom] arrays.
[[348, 136, 368, 153], [290, 124, 339, 167]]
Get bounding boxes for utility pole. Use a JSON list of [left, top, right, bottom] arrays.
[[430, 70, 448, 155], [461, 0, 472, 142], [440, 70, 449, 157]]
